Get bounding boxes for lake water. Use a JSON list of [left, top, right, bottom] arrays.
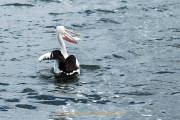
[[0, 0, 180, 119]]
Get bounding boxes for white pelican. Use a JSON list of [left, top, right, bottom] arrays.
[[39, 26, 81, 75]]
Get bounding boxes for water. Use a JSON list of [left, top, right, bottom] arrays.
[[0, 0, 180, 119]]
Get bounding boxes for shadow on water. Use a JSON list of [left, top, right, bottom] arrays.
[[38, 68, 80, 84], [38, 64, 101, 84], [54, 74, 79, 84]]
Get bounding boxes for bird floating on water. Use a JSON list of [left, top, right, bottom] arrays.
[[39, 26, 81, 75]]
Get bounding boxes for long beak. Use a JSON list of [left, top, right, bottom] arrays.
[[62, 29, 81, 44]]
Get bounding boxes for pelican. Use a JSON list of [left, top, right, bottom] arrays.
[[39, 26, 81, 75]]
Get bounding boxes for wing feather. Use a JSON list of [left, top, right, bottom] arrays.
[[39, 50, 66, 63]]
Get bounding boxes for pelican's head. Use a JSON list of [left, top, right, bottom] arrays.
[[56, 26, 81, 44]]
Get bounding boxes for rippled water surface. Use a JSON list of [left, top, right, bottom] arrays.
[[0, 0, 180, 119]]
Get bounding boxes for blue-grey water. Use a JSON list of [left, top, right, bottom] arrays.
[[0, 0, 180, 119]]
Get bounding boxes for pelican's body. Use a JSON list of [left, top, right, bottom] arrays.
[[39, 26, 81, 75]]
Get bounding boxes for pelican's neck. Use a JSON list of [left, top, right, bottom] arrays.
[[57, 33, 68, 58]]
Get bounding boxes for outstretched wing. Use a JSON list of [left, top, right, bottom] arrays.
[[39, 50, 67, 64]]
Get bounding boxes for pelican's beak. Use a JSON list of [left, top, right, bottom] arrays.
[[63, 29, 81, 44]]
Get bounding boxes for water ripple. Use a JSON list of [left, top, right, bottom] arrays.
[[37, 100, 66, 106], [39, 0, 61, 3], [15, 104, 37, 110], [21, 88, 36, 93], [80, 64, 101, 71], [99, 18, 120, 24], [2, 3, 34, 7], [5, 98, 20, 102], [171, 92, 180, 95], [0, 82, 9, 86], [129, 101, 146, 105], [115, 91, 153, 96], [28, 95, 57, 100], [95, 9, 115, 13], [0, 106, 10, 111], [155, 71, 175, 74]]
